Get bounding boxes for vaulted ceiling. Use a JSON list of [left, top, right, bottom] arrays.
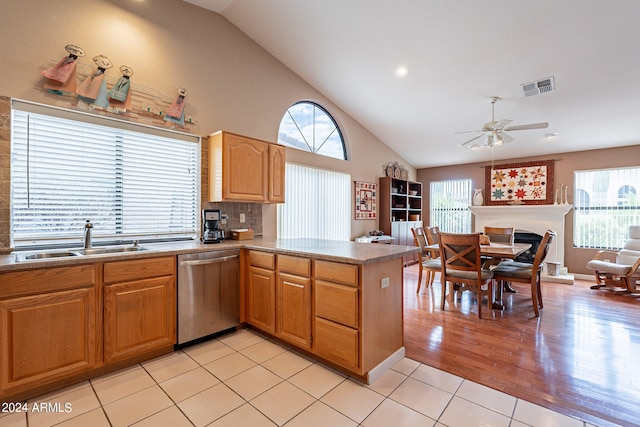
[[185, 0, 640, 168]]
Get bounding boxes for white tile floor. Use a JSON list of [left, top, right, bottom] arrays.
[[0, 329, 598, 427]]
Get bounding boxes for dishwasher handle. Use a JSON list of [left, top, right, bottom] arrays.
[[179, 254, 238, 267]]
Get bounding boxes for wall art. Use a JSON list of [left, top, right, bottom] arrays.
[[485, 160, 555, 205], [355, 181, 377, 219]]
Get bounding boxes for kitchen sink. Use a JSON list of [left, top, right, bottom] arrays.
[[16, 245, 148, 261], [74, 246, 148, 256], [18, 251, 80, 261]]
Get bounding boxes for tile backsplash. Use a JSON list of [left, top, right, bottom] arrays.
[[203, 201, 263, 236]]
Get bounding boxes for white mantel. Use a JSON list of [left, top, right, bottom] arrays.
[[470, 204, 573, 282]]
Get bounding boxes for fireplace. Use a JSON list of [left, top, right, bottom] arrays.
[[470, 204, 574, 283]]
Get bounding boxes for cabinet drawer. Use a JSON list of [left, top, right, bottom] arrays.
[[278, 255, 310, 276], [249, 251, 275, 270], [0, 264, 98, 299], [315, 317, 358, 371], [315, 281, 358, 328], [315, 261, 358, 286], [104, 256, 175, 284]]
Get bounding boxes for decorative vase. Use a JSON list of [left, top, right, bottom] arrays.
[[473, 189, 484, 206]]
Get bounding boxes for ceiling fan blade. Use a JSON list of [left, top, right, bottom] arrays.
[[482, 120, 498, 130], [458, 133, 485, 147], [498, 131, 514, 144], [493, 119, 513, 129], [504, 122, 549, 131], [453, 129, 484, 135]]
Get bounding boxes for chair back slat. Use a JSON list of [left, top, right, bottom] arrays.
[[440, 233, 482, 273]]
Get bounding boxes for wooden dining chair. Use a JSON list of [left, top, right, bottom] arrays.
[[424, 226, 440, 258], [411, 227, 441, 293], [491, 230, 556, 317], [439, 232, 494, 318], [483, 226, 515, 245]]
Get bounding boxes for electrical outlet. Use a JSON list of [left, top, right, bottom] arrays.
[[220, 214, 228, 225], [240, 213, 246, 223], [381, 277, 390, 289]]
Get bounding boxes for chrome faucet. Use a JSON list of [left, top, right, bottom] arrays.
[[84, 220, 93, 248]]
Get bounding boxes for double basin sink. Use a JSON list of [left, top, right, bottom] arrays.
[[16, 245, 148, 261]]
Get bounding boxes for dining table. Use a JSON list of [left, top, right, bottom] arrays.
[[425, 241, 531, 310]]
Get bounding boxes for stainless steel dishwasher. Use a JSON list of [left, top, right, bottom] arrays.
[[177, 249, 240, 345]]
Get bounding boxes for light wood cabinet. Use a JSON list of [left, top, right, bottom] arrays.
[[103, 257, 176, 364], [247, 251, 276, 334], [0, 265, 99, 397], [314, 260, 360, 370], [276, 255, 311, 349], [208, 130, 285, 203]]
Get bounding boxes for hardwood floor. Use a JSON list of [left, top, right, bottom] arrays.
[[402, 264, 640, 427]]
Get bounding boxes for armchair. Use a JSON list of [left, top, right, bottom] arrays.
[[587, 225, 640, 293]]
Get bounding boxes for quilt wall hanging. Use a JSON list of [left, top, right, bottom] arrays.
[[485, 159, 555, 205], [355, 181, 377, 219]]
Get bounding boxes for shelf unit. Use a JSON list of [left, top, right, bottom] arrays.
[[379, 176, 423, 264]]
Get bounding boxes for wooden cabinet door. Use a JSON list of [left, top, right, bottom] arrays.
[[247, 266, 276, 334], [223, 133, 269, 202], [268, 144, 286, 203], [314, 317, 359, 371], [276, 273, 311, 349], [104, 276, 176, 364], [0, 288, 97, 395]]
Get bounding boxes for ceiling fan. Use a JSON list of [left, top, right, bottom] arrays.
[[456, 97, 548, 149]]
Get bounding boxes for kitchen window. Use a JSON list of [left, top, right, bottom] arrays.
[[429, 179, 472, 233], [10, 99, 200, 249], [277, 163, 351, 240], [574, 167, 640, 249]]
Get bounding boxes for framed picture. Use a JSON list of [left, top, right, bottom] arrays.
[[485, 159, 555, 205], [355, 181, 377, 219]]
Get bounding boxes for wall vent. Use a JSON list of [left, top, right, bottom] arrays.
[[521, 77, 555, 97]]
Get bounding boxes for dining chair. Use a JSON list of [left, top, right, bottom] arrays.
[[411, 227, 441, 293], [424, 226, 440, 258], [438, 232, 494, 318], [483, 226, 515, 245], [491, 230, 556, 317]]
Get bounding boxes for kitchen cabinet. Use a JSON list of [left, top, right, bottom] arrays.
[[314, 260, 359, 370], [103, 256, 176, 364], [208, 130, 286, 203], [276, 255, 311, 349], [379, 176, 423, 265], [247, 251, 276, 334], [0, 265, 99, 398]]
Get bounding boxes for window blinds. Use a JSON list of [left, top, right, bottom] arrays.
[[429, 179, 472, 233], [11, 99, 200, 248], [574, 167, 640, 249], [277, 163, 351, 240]]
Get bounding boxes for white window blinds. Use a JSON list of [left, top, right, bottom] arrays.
[[277, 163, 351, 240], [574, 167, 640, 249], [429, 179, 472, 233], [11, 100, 200, 248]]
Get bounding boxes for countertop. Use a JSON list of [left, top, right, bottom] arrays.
[[0, 238, 419, 273]]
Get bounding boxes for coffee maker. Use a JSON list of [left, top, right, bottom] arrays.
[[202, 209, 224, 243]]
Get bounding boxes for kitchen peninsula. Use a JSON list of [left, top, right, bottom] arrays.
[[0, 238, 417, 402]]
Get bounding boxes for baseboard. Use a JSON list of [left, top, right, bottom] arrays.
[[365, 347, 405, 385]]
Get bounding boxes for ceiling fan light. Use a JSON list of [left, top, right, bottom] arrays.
[[485, 134, 493, 147], [494, 133, 504, 145]]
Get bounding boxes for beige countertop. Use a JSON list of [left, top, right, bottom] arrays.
[[0, 238, 419, 273]]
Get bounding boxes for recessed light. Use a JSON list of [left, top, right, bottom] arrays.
[[544, 132, 559, 139], [395, 66, 408, 77]]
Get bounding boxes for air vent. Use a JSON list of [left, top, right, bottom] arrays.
[[521, 77, 555, 97]]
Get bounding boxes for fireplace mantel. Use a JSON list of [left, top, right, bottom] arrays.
[[470, 204, 573, 282]]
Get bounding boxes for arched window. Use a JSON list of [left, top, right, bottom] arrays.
[[618, 185, 637, 206], [277, 101, 346, 160]]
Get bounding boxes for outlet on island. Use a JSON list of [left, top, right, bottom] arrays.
[[240, 213, 246, 223]]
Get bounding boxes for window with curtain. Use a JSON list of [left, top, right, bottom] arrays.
[[11, 100, 200, 249], [574, 167, 640, 249], [277, 163, 351, 240], [429, 179, 472, 233]]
